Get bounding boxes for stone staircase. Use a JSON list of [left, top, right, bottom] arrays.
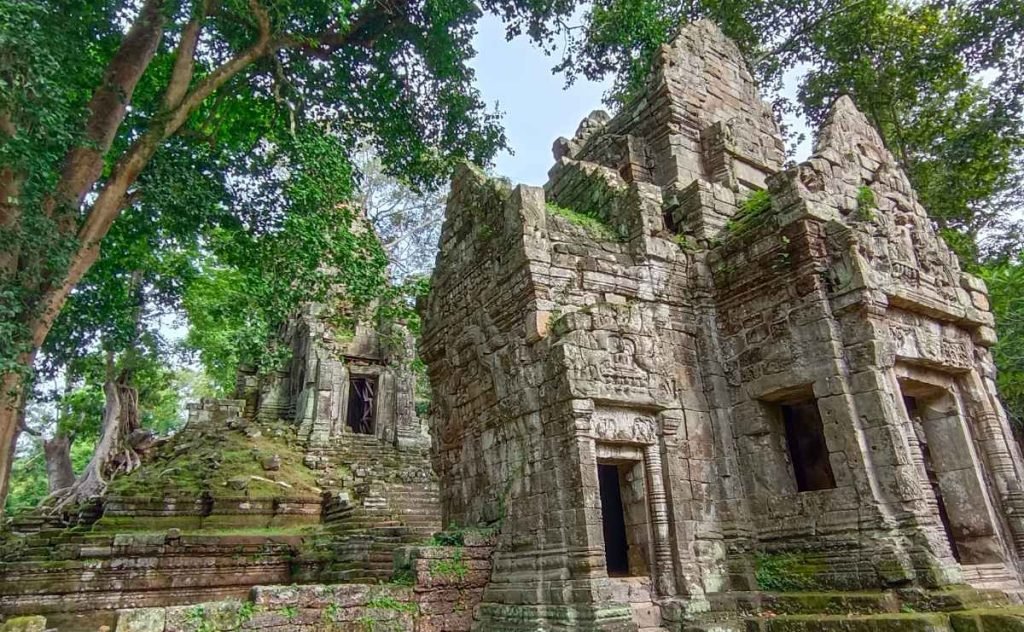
[[306, 433, 435, 488], [312, 432, 440, 541], [0, 433, 444, 624], [300, 433, 442, 584]]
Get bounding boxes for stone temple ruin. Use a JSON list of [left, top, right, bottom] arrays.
[[4, 18, 1024, 632], [420, 18, 1024, 631], [0, 302, 461, 629]]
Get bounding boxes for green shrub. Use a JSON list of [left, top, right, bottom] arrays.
[[545, 202, 620, 241], [726, 189, 772, 234], [856, 185, 876, 220]]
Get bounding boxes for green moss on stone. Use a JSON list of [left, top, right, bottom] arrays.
[[726, 189, 773, 235], [102, 420, 320, 506], [754, 552, 828, 592], [545, 202, 620, 241]]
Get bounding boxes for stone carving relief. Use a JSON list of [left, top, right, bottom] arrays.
[[592, 407, 658, 444], [599, 334, 647, 388], [887, 312, 972, 371]]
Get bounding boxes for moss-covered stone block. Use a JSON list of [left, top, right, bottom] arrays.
[[0, 617, 47, 632], [753, 613, 949, 631], [950, 610, 1024, 632]]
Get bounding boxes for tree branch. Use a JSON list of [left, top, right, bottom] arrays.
[[755, 0, 869, 65], [28, 3, 278, 349], [163, 0, 211, 111], [276, 0, 413, 58], [48, 0, 167, 222]]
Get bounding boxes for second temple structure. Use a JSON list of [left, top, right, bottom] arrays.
[[420, 19, 1024, 631]]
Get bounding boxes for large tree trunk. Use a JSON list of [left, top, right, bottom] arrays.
[[0, 369, 29, 514], [0, 0, 275, 514], [43, 435, 75, 493], [51, 378, 140, 511]]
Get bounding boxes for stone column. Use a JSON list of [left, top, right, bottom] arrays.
[[645, 442, 675, 596], [960, 370, 1024, 559]]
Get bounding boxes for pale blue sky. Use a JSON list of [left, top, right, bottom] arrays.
[[470, 15, 813, 187], [469, 15, 611, 186]]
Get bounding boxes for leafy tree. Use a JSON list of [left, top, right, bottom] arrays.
[[183, 135, 389, 393], [0, 0, 580, 512], [979, 259, 1024, 429], [356, 148, 447, 281]]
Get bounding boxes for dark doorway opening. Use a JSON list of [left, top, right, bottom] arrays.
[[903, 395, 961, 562], [598, 463, 630, 577], [781, 400, 836, 492], [347, 377, 376, 435]]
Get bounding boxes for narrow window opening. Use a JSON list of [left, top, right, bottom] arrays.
[[598, 463, 630, 577], [903, 394, 961, 563], [781, 400, 836, 492], [347, 377, 376, 435]]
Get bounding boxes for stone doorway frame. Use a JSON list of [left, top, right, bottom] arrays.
[[893, 365, 1008, 567], [596, 443, 654, 578], [581, 405, 677, 596]]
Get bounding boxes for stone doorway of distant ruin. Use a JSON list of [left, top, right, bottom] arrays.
[[897, 375, 1005, 566], [596, 448, 653, 579], [346, 376, 377, 435]]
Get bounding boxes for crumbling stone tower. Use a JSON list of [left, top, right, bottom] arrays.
[[239, 306, 426, 450], [421, 20, 1024, 631]]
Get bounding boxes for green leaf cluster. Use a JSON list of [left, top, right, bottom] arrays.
[[725, 189, 772, 235]]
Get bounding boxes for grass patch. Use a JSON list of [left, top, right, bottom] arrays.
[[856, 185, 876, 221], [545, 202, 620, 241], [726, 189, 773, 235]]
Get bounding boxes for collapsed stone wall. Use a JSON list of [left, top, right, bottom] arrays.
[[421, 18, 1024, 632], [1, 260, 439, 626]]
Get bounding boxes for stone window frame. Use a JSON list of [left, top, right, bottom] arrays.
[[757, 384, 839, 497]]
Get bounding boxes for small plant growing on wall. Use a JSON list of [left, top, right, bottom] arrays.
[[280, 605, 298, 620], [368, 594, 418, 613], [238, 601, 257, 623], [856, 185, 876, 221], [726, 189, 773, 235], [430, 548, 469, 581]]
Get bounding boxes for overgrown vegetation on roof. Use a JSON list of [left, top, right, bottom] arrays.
[[545, 202, 621, 241], [726, 189, 773, 235], [104, 420, 320, 501]]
